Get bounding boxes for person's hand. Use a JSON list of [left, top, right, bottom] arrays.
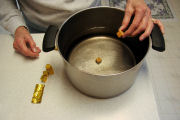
[[120, 0, 165, 41], [13, 26, 41, 58]]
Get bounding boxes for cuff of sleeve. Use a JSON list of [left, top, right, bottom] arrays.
[[4, 16, 27, 35]]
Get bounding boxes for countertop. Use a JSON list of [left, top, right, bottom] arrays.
[[0, 34, 161, 120]]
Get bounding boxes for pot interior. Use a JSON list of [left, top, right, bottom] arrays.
[[58, 7, 149, 74], [68, 35, 136, 75]]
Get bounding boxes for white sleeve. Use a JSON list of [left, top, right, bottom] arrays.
[[0, 0, 27, 34]]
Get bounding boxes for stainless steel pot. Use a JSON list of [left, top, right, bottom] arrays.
[[43, 7, 165, 98]]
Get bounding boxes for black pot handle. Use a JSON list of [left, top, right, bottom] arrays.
[[43, 25, 59, 52], [150, 24, 165, 52]]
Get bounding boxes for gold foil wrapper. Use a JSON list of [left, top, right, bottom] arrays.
[[46, 64, 54, 75], [41, 75, 48, 83], [32, 98, 40, 104], [43, 71, 49, 77], [35, 84, 45, 92], [32, 84, 45, 104]]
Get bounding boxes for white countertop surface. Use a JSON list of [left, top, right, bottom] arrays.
[[0, 34, 160, 120]]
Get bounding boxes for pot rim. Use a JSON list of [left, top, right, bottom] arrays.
[[56, 6, 151, 77]]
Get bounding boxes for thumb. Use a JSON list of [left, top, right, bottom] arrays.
[[25, 36, 37, 53]]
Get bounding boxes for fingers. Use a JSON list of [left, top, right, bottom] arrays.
[[18, 40, 40, 57], [139, 18, 154, 41], [120, 6, 134, 31], [13, 41, 21, 52], [36, 47, 41, 53], [14, 26, 41, 58], [152, 18, 165, 34], [123, 7, 150, 38], [131, 9, 151, 36], [14, 37, 39, 57], [25, 35, 36, 53], [25, 37, 41, 53], [119, 0, 165, 41]]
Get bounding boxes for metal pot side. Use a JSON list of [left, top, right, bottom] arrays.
[[42, 7, 164, 98], [64, 57, 144, 98]]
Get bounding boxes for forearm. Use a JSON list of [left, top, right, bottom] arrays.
[[0, 0, 26, 34]]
